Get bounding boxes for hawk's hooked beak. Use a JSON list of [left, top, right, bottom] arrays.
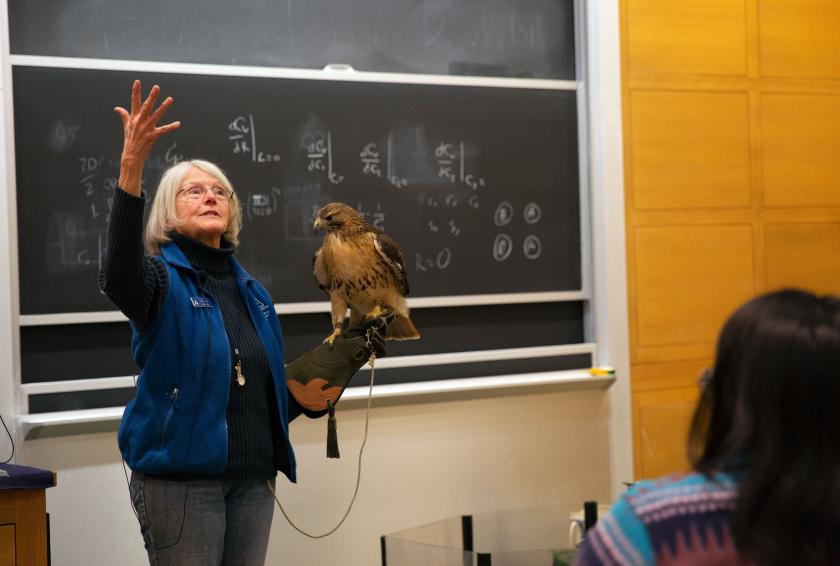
[[313, 217, 323, 232]]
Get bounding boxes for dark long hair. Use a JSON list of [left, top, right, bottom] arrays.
[[688, 289, 840, 565]]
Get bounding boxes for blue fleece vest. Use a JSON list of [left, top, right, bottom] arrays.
[[117, 242, 297, 481]]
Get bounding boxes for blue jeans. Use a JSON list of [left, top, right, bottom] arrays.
[[129, 472, 275, 566]]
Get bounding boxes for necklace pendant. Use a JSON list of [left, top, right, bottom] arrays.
[[235, 360, 246, 386]]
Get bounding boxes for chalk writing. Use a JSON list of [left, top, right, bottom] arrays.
[[435, 142, 456, 182], [493, 234, 513, 262], [523, 235, 542, 259], [228, 115, 281, 163], [76, 234, 103, 266], [386, 133, 408, 188], [494, 201, 513, 226], [165, 142, 184, 165], [79, 155, 104, 221], [360, 143, 382, 177], [415, 247, 452, 272], [434, 141, 485, 189], [524, 202, 541, 224], [358, 134, 413, 188], [31, 109, 565, 316], [54, 123, 80, 149], [305, 131, 343, 184]]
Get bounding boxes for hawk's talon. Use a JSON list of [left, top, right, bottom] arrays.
[[323, 327, 342, 347], [364, 305, 385, 320]]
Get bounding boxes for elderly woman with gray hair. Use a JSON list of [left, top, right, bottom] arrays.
[[100, 80, 387, 565]]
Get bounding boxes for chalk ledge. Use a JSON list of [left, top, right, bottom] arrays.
[[17, 370, 615, 439]]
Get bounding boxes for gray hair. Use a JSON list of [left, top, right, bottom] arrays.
[[144, 159, 242, 255]]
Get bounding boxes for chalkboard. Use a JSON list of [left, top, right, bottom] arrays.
[[21, 302, 586, 383], [9, 0, 575, 80], [21, 302, 590, 411], [14, 65, 581, 315]]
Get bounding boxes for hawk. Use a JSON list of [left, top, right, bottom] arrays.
[[313, 202, 420, 345]]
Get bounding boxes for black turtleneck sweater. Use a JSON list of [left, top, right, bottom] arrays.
[[99, 187, 300, 481]]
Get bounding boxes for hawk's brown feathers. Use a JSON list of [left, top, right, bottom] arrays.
[[313, 202, 420, 344]]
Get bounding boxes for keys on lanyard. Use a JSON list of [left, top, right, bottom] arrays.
[[234, 348, 246, 386]]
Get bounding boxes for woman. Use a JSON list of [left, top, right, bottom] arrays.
[[100, 80, 385, 565], [575, 289, 840, 565]]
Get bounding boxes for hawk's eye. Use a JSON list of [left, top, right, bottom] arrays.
[[325, 215, 333, 221]]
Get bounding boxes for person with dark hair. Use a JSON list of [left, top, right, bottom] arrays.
[[101, 80, 391, 565], [574, 288, 840, 565]]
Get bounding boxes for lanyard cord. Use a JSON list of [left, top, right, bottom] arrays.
[[267, 330, 378, 538], [0, 412, 15, 464]]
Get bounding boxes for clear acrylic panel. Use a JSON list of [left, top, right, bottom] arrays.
[[383, 538, 472, 566], [382, 503, 589, 566]]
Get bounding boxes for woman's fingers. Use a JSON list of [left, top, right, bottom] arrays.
[[114, 106, 130, 127], [130, 80, 142, 115], [147, 95, 179, 138], [154, 121, 182, 136], [148, 96, 174, 124], [139, 84, 160, 118], [120, 81, 177, 153], [123, 82, 175, 130]]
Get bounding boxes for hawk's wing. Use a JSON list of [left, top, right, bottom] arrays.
[[373, 231, 410, 296], [312, 246, 329, 293]]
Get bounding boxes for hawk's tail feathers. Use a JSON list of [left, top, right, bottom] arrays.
[[386, 315, 420, 341]]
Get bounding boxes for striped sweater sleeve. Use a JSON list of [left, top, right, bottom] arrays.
[[574, 490, 654, 566], [97, 187, 168, 328]]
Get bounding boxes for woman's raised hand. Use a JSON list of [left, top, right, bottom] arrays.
[[114, 80, 181, 196]]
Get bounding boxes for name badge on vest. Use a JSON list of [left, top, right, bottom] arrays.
[[254, 298, 273, 320], [190, 296, 214, 308]]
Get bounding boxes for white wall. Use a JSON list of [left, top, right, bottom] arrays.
[[22, 388, 612, 565]]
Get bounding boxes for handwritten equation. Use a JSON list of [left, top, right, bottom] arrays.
[[304, 131, 344, 184], [359, 132, 408, 188], [434, 141, 485, 190], [228, 114, 282, 163], [225, 117, 488, 193]]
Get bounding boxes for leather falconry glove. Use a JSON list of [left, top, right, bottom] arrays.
[[285, 312, 394, 458]]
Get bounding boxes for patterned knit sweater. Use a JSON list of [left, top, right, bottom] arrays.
[[574, 472, 753, 566]]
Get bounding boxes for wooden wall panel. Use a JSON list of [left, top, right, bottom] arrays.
[[622, 0, 840, 479], [632, 359, 712, 393], [629, 90, 751, 210], [761, 94, 840, 207], [633, 388, 700, 478], [765, 222, 840, 295], [758, 1, 840, 79], [634, 225, 754, 347], [626, 0, 748, 76]]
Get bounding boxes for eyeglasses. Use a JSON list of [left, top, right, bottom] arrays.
[[177, 185, 232, 201]]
